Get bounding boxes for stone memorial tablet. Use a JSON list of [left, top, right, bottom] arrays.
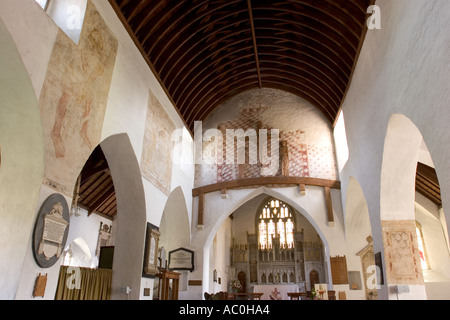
[[168, 248, 194, 272], [32, 194, 70, 268]]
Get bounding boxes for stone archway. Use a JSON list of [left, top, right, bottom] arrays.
[[380, 114, 441, 299], [100, 134, 147, 300], [158, 186, 191, 298], [159, 186, 191, 253], [381, 114, 450, 300], [345, 177, 377, 299], [0, 18, 45, 299], [198, 187, 332, 297]]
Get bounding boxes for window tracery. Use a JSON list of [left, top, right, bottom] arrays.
[[258, 198, 295, 249]]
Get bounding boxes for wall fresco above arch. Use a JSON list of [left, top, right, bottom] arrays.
[[39, 0, 118, 196]]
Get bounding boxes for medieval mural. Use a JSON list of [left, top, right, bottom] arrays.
[[39, 0, 118, 196], [141, 90, 176, 196]]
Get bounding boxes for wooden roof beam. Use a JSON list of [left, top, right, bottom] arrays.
[[247, 0, 262, 89], [192, 176, 341, 197], [87, 184, 115, 216]]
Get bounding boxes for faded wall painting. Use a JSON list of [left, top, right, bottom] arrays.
[[39, 0, 118, 195], [215, 108, 312, 183], [381, 220, 424, 285], [195, 88, 338, 187], [141, 90, 176, 196]]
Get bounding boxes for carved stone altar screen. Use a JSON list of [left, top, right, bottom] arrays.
[[231, 197, 326, 292]]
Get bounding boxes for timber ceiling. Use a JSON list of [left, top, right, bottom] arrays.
[[109, 0, 374, 133], [416, 162, 442, 207], [75, 146, 117, 219]]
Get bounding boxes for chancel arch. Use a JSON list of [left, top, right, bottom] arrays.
[[201, 187, 332, 296]]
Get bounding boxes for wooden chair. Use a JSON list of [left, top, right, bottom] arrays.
[[327, 290, 336, 300], [204, 291, 229, 300]]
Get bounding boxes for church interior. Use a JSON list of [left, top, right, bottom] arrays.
[[0, 0, 449, 301]]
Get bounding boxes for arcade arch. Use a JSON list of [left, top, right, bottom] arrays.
[[380, 114, 449, 299]]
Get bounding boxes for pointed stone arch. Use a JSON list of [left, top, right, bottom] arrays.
[[61, 237, 93, 268], [0, 18, 45, 299], [199, 186, 332, 296], [100, 133, 147, 300], [345, 177, 372, 243], [159, 186, 191, 252], [381, 114, 424, 222], [345, 177, 378, 299], [379, 114, 449, 299]]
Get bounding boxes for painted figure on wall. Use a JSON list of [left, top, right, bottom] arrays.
[[280, 140, 289, 177], [39, 1, 118, 195]]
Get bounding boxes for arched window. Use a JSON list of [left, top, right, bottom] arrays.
[[34, 0, 88, 45], [258, 198, 295, 249]]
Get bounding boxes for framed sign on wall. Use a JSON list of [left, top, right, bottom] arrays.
[[168, 248, 194, 272], [143, 223, 160, 278]]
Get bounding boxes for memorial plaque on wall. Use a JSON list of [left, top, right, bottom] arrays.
[[168, 248, 194, 272], [32, 194, 70, 268]]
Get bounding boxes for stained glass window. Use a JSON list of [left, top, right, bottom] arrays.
[[268, 219, 275, 247], [259, 220, 267, 248], [286, 219, 294, 248], [278, 219, 286, 247], [258, 198, 295, 249]]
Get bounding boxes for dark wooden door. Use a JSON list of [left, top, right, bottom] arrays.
[[310, 270, 319, 289], [238, 271, 246, 293]]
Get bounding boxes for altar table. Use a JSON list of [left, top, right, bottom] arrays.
[[253, 284, 299, 300]]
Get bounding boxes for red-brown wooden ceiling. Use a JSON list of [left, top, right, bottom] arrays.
[[109, 0, 374, 133]]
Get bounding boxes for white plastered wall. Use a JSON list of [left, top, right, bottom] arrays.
[[0, 0, 194, 300], [94, 1, 194, 299], [338, 0, 450, 300], [0, 15, 46, 299]]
